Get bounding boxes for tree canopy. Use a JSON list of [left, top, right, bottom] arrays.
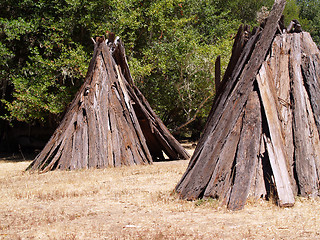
[[1, 0, 319, 139]]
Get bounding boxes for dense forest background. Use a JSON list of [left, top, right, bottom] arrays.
[[0, 0, 319, 147]]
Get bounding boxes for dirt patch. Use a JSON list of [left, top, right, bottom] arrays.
[[0, 158, 320, 239]]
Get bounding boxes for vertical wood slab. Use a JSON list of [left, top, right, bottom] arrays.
[[81, 114, 89, 168], [301, 35, 320, 136], [71, 113, 82, 170], [203, 112, 243, 201], [290, 33, 319, 197], [256, 63, 295, 206], [269, 34, 297, 194], [301, 32, 320, 57], [249, 136, 267, 199], [97, 68, 110, 167], [227, 90, 262, 210], [86, 58, 100, 168], [304, 80, 320, 188], [300, 36, 320, 184]]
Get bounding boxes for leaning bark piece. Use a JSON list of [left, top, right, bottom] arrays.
[[203, 112, 244, 202], [290, 34, 319, 197], [127, 84, 190, 160], [28, 37, 189, 172], [256, 62, 295, 206], [227, 90, 262, 210], [268, 34, 297, 194], [301, 32, 320, 135]]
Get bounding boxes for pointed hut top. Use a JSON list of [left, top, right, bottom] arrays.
[[28, 35, 189, 172]]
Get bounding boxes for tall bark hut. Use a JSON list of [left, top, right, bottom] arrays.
[[28, 36, 189, 173], [176, 0, 320, 210]]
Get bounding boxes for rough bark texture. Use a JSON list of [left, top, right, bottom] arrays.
[[28, 37, 189, 172], [176, 0, 320, 210]]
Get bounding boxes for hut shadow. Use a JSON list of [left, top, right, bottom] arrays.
[[0, 152, 37, 162]]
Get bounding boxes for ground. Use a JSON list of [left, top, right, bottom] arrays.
[[1, 146, 320, 239]]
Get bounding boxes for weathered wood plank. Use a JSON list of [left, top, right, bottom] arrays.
[[300, 33, 320, 185], [301, 40, 320, 136], [70, 112, 83, 170], [203, 112, 243, 201], [290, 33, 319, 197], [227, 90, 262, 210], [269, 34, 297, 194], [304, 79, 320, 189], [256, 62, 295, 206], [249, 136, 267, 199], [96, 66, 110, 167], [59, 132, 74, 170], [81, 113, 89, 168], [86, 56, 102, 168], [108, 86, 122, 167]]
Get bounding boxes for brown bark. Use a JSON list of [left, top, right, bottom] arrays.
[[290, 34, 319, 197], [256, 62, 295, 207], [227, 90, 262, 210]]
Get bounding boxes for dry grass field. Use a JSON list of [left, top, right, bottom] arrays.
[[1, 147, 320, 240]]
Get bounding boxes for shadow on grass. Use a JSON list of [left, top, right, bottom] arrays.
[[0, 152, 37, 162]]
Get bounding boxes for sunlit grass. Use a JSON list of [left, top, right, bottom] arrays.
[[1, 157, 320, 239]]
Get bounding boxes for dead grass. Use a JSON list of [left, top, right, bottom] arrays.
[[1, 157, 320, 240]]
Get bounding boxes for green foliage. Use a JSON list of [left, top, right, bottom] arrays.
[[281, 0, 320, 45], [3, 45, 87, 123], [3, 0, 305, 137], [0, 0, 94, 123], [284, 0, 301, 26], [225, 0, 274, 25], [195, 197, 220, 208], [297, 0, 320, 45], [112, 0, 240, 134]]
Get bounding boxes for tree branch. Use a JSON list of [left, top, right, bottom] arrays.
[[174, 93, 213, 133]]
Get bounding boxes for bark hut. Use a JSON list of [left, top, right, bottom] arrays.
[[176, 0, 320, 210], [28, 36, 189, 172]]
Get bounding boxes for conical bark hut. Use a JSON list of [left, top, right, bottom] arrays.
[[28, 36, 189, 172], [176, 0, 320, 210]]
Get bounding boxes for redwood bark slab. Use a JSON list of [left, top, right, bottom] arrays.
[[291, 34, 319, 197], [256, 62, 295, 207], [227, 90, 262, 210]]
